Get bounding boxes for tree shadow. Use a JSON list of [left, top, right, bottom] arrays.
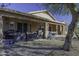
[[12, 45, 63, 50], [0, 44, 64, 56], [13, 45, 64, 56]]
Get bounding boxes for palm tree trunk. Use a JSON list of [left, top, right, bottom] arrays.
[[63, 4, 79, 51], [63, 10, 78, 51]]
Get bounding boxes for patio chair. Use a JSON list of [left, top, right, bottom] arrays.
[[26, 32, 38, 41], [31, 32, 38, 39], [37, 30, 44, 39], [47, 31, 57, 40], [26, 32, 31, 40], [15, 32, 27, 41]]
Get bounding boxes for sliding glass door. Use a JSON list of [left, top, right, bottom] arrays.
[[17, 23, 27, 33], [23, 23, 27, 33], [17, 23, 22, 32]]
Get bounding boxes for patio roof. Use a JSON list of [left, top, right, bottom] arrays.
[[0, 8, 65, 25], [29, 10, 66, 24]]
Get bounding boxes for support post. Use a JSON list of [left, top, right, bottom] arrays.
[[60, 25, 62, 35], [56, 25, 58, 35], [44, 22, 49, 39], [63, 25, 66, 35]]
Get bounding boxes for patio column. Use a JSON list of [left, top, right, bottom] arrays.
[[60, 25, 65, 35], [56, 25, 58, 34], [44, 22, 49, 38], [0, 16, 3, 40], [62, 25, 64, 35], [60, 25, 62, 35], [63, 25, 66, 35]]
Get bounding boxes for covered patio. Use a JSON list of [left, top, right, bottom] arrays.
[[2, 16, 46, 40], [0, 8, 66, 41]]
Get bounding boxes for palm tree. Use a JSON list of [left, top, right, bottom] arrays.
[[43, 3, 79, 51]]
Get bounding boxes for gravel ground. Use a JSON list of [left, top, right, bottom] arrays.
[[0, 39, 79, 56], [0, 46, 52, 56], [0, 39, 63, 56]]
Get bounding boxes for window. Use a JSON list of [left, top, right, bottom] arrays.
[[9, 22, 15, 30], [17, 23, 22, 32]]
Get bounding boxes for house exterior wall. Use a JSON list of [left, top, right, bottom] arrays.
[[48, 23, 66, 35], [31, 22, 44, 32], [49, 24, 56, 32], [3, 16, 66, 39], [3, 18, 17, 31], [57, 24, 66, 35], [3, 17, 45, 33], [0, 9, 67, 40]]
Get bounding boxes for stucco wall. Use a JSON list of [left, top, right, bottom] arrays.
[[3, 18, 17, 31]]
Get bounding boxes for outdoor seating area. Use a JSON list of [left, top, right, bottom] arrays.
[[3, 29, 62, 48], [47, 31, 57, 39], [3, 29, 44, 40], [3, 29, 44, 47]]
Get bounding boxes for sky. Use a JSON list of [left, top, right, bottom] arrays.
[[6, 3, 72, 25]]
